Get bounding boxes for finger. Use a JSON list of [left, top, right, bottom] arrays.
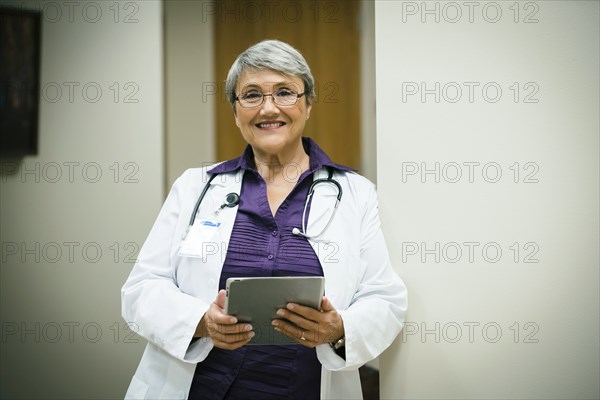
[[215, 327, 254, 342], [271, 319, 301, 337], [275, 308, 318, 332], [208, 310, 238, 325], [213, 331, 255, 350], [206, 303, 238, 325], [272, 319, 316, 342], [209, 324, 253, 345], [272, 321, 316, 347], [282, 303, 323, 321], [208, 321, 252, 335], [272, 320, 307, 340]]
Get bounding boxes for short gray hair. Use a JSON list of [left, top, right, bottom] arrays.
[[225, 39, 315, 112]]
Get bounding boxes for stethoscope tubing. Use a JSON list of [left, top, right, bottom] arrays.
[[187, 168, 342, 239], [188, 173, 217, 226], [299, 169, 342, 239]]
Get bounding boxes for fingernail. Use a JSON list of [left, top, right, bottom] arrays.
[[287, 303, 295, 310], [276, 309, 284, 316], [249, 332, 255, 338], [272, 320, 279, 326], [230, 317, 237, 324]]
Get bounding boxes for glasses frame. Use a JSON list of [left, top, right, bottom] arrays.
[[235, 90, 307, 108]]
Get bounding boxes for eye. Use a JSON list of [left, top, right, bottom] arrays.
[[241, 92, 262, 100], [275, 89, 294, 97]]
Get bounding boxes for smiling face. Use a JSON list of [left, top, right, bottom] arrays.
[[234, 69, 312, 160]]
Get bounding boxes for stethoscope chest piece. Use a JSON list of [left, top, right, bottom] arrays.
[[224, 193, 240, 208]]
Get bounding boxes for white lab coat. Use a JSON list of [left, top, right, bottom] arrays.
[[121, 166, 407, 399]]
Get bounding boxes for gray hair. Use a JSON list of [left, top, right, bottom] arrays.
[[225, 40, 315, 113]]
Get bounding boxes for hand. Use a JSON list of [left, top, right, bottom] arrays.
[[195, 289, 254, 350], [272, 296, 344, 348]]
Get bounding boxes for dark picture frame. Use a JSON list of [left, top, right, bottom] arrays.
[[0, 6, 42, 157]]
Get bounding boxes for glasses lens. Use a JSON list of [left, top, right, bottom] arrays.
[[274, 90, 298, 106], [237, 91, 301, 108], [239, 92, 262, 107]]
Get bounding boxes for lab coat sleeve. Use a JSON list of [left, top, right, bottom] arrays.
[[317, 181, 408, 370], [121, 170, 213, 363]]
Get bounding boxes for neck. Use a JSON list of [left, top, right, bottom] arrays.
[[252, 142, 310, 184]]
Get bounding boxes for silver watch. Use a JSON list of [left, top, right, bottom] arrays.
[[330, 336, 345, 350]]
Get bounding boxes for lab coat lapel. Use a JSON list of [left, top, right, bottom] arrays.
[[307, 168, 352, 308], [199, 170, 243, 261]]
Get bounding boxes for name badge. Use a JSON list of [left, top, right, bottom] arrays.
[[178, 219, 221, 259]]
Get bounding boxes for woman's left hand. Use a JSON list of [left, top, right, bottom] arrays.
[[272, 296, 344, 348]]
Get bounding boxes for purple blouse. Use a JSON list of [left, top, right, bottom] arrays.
[[188, 138, 353, 400]]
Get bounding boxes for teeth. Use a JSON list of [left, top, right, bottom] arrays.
[[257, 122, 284, 128]]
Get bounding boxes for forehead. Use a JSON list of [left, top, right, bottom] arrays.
[[237, 68, 304, 90]]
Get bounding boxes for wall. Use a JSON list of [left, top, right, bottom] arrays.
[[164, 0, 215, 189], [0, 0, 163, 398], [360, 0, 377, 183], [376, 1, 599, 398]]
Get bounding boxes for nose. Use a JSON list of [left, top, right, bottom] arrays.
[[260, 94, 280, 114]]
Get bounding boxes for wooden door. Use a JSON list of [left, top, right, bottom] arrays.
[[214, 0, 361, 169]]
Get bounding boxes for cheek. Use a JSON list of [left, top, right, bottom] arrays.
[[235, 112, 252, 129]]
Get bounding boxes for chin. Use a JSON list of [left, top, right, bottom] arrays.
[[249, 132, 300, 151]]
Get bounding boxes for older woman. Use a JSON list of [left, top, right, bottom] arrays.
[[122, 40, 407, 399]]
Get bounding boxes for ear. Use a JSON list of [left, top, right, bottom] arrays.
[[306, 103, 312, 120]]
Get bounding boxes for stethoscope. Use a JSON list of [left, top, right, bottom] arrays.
[[186, 168, 343, 240]]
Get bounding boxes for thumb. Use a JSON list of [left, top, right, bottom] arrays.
[[320, 296, 335, 312], [214, 289, 227, 309]]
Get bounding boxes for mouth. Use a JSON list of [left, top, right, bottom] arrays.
[[255, 121, 286, 129]]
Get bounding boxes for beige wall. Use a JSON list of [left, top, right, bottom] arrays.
[[164, 0, 215, 189], [376, 1, 599, 398], [360, 0, 377, 183], [0, 0, 163, 397]]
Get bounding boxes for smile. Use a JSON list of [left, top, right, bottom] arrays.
[[256, 121, 286, 129]]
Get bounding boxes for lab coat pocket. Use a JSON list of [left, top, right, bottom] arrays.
[[124, 375, 150, 399]]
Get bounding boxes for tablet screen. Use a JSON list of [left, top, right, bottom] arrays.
[[225, 276, 325, 345]]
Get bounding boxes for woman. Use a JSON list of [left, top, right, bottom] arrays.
[[121, 39, 407, 399]]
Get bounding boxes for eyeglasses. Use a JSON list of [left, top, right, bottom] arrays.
[[235, 89, 306, 108]]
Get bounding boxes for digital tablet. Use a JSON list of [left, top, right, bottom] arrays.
[[225, 276, 325, 345]]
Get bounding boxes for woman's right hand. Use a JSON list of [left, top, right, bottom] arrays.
[[195, 289, 254, 350]]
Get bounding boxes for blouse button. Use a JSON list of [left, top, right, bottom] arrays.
[[267, 254, 274, 260], [272, 230, 278, 236]]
